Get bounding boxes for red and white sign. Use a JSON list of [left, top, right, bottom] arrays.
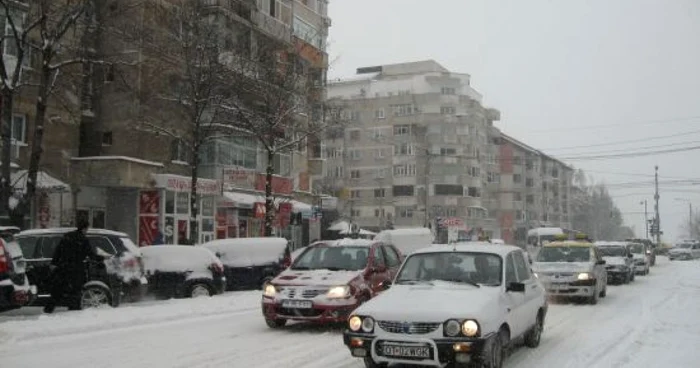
[[138, 190, 161, 246], [441, 217, 464, 227], [222, 168, 256, 190], [254, 202, 266, 219], [153, 174, 220, 195], [139, 190, 160, 215], [276, 202, 293, 228], [138, 216, 158, 247], [255, 175, 293, 195]]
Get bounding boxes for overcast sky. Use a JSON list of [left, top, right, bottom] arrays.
[[327, 0, 700, 242]]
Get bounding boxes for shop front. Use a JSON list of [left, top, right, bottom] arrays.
[[137, 174, 221, 246]]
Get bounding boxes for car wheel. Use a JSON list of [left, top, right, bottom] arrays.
[[80, 285, 112, 310], [524, 312, 543, 348], [485, 330, 506, 368], [363, 356, 388, 368], [588, 289, 599, 305], [265, 318, 287, 329], [189, 283, 212, 298]]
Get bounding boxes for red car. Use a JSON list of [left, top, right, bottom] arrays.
[[261, 238, 403, 328]]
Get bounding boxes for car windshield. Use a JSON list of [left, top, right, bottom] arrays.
[[395, 252, 502, 286], [678, 243, 693, 249], [630, 244, 644, 253], [536, 246, 591, 262], [597, 246, 626, 257], [291, 245, 370, 271]]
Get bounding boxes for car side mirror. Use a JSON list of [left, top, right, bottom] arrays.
[[506, 282, 525, 292], [597, 260, 606, 265], [380, 280, 392, 290], [628, 254, 634, 258]]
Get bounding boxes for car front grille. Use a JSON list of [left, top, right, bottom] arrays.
[[377, 321, 441, 335], [286, 288, 326, 299]]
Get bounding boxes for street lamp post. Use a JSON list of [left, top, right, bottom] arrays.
[[639, 200, 648, 239]]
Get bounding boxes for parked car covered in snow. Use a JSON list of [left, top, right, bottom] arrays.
[[343, 243, 547, 368], [629, 242, 651, 274], [141, 245, 225, 299], [202, 237, 291, 291], [532, 237, 608, 304], [16, 228, 148, 308], [668, 242, 700, 261], [262, 238, 402, 328], [373, 228, 433, 257], [595, 241, 635, 284], [625, 238, 656, 266], [0, 234, 33, 312]]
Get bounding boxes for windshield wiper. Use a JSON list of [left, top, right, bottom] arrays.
[[291, 266, 311, 270], [396, 279, 433, 285]]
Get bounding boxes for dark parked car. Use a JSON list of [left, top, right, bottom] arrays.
[[0, 231, 33, 312], [202, 237, 291, 291], [16, 228, 148, 309], [141, 245, 226, 299]]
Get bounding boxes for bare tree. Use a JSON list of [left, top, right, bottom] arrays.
[[138, 0, 232, 243], [221, 38, 344, 236]]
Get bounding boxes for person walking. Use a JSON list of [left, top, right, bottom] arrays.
[[44, 218, 104, 313]]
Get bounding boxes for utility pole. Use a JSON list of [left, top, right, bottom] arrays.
[[688, 202, 693, 239], [640, 200, 648, 239], [423, 148, 433, 228], [654, 165, 661, 246]]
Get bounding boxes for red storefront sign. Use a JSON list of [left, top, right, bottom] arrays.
[[138, 190, 161, 246], [255, 175, 293, 195], [222, 168, 256, 190], [153, 174, 220, 195], [254, 202, 266, 219], [298, 172, 310, 192], [276, 202, 293, 228]]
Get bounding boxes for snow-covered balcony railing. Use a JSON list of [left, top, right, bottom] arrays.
[[70, 156, 165, 188]]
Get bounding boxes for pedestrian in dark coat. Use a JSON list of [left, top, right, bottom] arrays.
[[44, 218, 104, 313]]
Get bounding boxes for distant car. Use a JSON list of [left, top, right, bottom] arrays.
[[532, 239, 608, 305], [202, 237, 291, 291], [625, 238, 656, 266], [629, 242, 651, 275], [343, 243, 547, 368], [262, 238, 402, 328], [595, 241, 635, 284], [0, 234, 33, 313], [141, 245, 225, 299], [668, 242, 700, 261], [16, 228, 148, 309]]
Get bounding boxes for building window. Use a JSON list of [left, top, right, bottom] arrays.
[[11, 114, 26, 143], [526, 195, 534, 205], [468, 166, 480, 177], [350, 169, 361, 179], [368, 128, 384, 140], [349, 149, 362, 160], [374, 188, 386, 198], [513, 156, 522, 165], [375, 148, 385, 158], [374, 208, 385, 218], [467, 187, 481, 198], [351, 209, 360, 217], [440, 106, 455, 115], [391, 104, 416, 117], [514, 192, 522, 201], [350, 190, 360, 198], [393, 124, 410, 136], [398, 207, 414, 218], [102, 131, 113, 146], [441, 87, 456, 95], [440, 147, 457, 156], [349, 130, 361, 141], [374, 168, 388, 178], [526, 178, 534, 187], [392, 185, 414, 197], [487, 172, 500, 183], [393, 143, 414, 156], [393, 164, 416, 177], [375, 109, 385, 119], [446, 207, 457, 217], [170, 139, 190, 163], [434, 184, 463, 196], [513, 174, 522, 183]]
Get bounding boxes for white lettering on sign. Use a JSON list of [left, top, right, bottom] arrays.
[[154, 174, 221, 195]]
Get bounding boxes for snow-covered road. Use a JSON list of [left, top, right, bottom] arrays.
[[1, 257, 698, 368]]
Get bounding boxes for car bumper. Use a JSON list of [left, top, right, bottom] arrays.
[[668, 253, 691, 260], [262, 297, 360, 323], [543, 280, 597, 297], [605, 269, 630, 280], [343, 331, 491, 367], [634, 263, 648, 272], [0, 283, 32, 309], [121, 277, 149, 301]]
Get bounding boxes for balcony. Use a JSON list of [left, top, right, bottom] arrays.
[[71, 156, 165, 188], [252, 8, 292, 43], [202, 0, 254, 23]]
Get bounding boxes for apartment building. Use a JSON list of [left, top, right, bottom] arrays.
[[322, 60, 502, 236], [497, 134, 573, 245], [5, 0, 331, 246]]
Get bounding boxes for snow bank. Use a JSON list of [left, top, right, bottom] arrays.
[[0, 291, 260, 344], [141, 245, 221, 274], [201, 237, 288, 268]]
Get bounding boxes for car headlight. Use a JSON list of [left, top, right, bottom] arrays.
[[326, 285, 350, 299], [349, 315, 362, 332], [533, 272, 539, 278], [444, 319, 461, 337], [361, 317, 375, 333], [462, 320, 479, 337], [577, 273, 591, 281], [263, 284, 277, 298]]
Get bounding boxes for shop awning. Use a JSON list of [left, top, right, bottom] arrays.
[[223, 191, 313, 213], [11, 170, 70, 193]]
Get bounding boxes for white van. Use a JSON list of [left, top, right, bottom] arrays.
[[373, 228, 434, 257]]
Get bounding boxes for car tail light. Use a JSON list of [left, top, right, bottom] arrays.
[[0, 240, 8, 273], [123, 257, 138, 269], [281, 253, 291, 268]]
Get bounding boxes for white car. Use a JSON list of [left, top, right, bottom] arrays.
[[629, 242, 651, 275], [668, 242, 700, 261], [342, 243, 547, 368]]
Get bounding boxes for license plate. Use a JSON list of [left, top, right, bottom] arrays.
[[549, 283, 568, 290], [382, 343, 431, 358], [282, 299, 312, 309]]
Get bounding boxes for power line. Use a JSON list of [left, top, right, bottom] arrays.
[[542, 129, 700, 152], [559, 145, 700, 161], [552, 140, 700, 156]]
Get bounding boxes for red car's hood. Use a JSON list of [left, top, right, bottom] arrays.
[[273, 268, 363, 287]]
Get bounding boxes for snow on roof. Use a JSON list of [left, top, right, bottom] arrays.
[[327, 72, 380, 84], [11, 170, 70, 193], [70, 156, 164, 167], [141, 245, 221, 275], [201, 237, 288, 268], [544, 241, 593, 248], [18, 228, 130, 237], [527, 227, 565, 236], [413, 243, 521, 257], [375, 228, 432, 237]]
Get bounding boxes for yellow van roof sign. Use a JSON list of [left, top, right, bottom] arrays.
[[553, 234, 568, 241]]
